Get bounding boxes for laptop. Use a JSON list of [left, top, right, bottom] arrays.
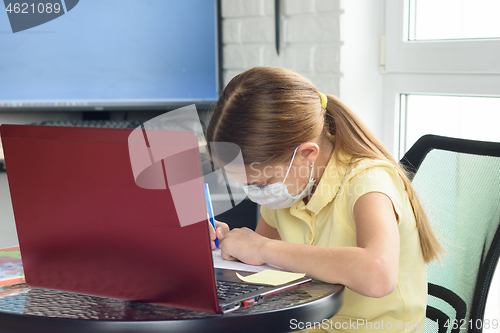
[[0, 124, 310, 314]]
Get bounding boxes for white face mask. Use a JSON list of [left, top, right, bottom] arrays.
[[242, 146, 315, 209]]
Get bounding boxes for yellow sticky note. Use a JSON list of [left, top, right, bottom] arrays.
[[236, 270, 306, 286]]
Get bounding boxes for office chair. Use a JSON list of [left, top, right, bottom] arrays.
[[400, 135, 500, 333]]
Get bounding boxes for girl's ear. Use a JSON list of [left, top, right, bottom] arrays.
[[298, 142, 319, 164]]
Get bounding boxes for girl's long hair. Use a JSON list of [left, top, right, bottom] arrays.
[[206, 67, 442, 263]]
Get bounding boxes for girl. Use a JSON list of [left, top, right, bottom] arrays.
[[207, 67, 441, 332]]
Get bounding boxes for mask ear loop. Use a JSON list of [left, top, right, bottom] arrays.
[[309, 162, 315, 181], [282, 145, 302, 183]]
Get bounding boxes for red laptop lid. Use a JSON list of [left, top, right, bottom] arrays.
[[0, 124, 218, 313]]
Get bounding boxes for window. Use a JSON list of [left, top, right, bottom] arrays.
[[385, 0, 500, 74], [399, 94, 500, 158], [383, 0, 500, 158], [408, 0, 500, 41]]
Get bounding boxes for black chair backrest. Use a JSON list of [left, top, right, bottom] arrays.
[[400, 135, 500, 333]]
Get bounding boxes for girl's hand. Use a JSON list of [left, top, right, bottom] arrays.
[[219, 227, 270, 266], [208, 220, 230, 250]]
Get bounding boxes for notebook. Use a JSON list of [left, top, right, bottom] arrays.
[[0, 124, 310, 314]]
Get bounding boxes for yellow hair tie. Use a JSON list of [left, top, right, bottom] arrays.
[[317, 91, 328, 109]]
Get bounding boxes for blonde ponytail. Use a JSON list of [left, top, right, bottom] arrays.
[[323, 94, 443, 263]]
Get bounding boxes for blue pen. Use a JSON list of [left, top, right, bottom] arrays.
[[204, 183, 219, 248]]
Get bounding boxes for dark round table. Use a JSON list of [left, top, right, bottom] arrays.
[[0, 281, 344, 333]]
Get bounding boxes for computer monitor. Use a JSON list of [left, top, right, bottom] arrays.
[[0, 0, 221, 112]]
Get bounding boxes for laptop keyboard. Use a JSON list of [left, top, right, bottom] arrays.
[[216, 281, 265, 301], [31, 119, 144, 129]]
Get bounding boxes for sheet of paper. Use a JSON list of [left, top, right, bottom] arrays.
[[212, 249, 283, 273], [236, 270, 306, 286]]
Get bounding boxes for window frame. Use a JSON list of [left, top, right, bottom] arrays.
[[382, 73, 500, 159], [385, 0, 500, 74]]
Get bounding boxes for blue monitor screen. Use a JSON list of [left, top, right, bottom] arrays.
[[0, 0, 219, 110]]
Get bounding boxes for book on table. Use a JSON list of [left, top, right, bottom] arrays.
[[0, 246, 25, 287]]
